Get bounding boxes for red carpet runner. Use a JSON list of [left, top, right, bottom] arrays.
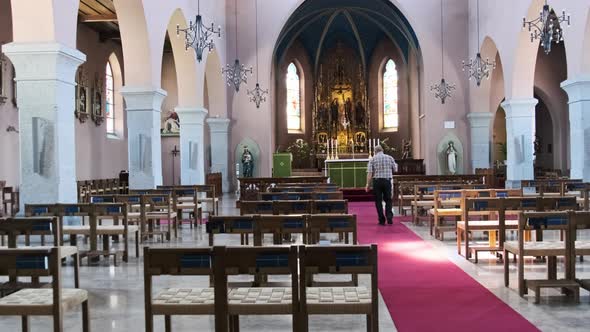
[[350, 202, 539, 332]]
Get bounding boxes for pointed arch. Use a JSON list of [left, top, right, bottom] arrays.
[[106, 52, 124, 137], [382, 58, 399, 130]]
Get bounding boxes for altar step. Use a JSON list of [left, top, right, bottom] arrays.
[[292, 169, 324, 177], [341, 188, 374, 202]]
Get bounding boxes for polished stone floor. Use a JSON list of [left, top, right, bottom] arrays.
[[0, 196, 396, 331], [2, 195, 590, 331]]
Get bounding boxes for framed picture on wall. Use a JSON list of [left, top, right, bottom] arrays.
[[91, 73, 104, 126], [75, 67, 89, 123]]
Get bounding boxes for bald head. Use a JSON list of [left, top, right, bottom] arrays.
[[374, 145, 384, 153]]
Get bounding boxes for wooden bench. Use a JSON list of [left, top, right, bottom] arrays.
[[238, 176, 328, 203], [503, 211, 579, 304], [0, 247, 90, 332], [299, 244, 378, 332], [2, 186, 19, 217], [207, 215, 255, 246], [143, 246, 222, 332]]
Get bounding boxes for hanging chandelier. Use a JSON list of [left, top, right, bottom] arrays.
[[222, 0, 252, 92], [247, 0, 268, 108], [522, 0, 570, 55], [431, 0, 455, 104], [462, 0, 495, 87], [176, 0, 221, 62]]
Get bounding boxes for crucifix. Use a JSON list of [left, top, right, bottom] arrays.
[[171, 145, 180, 185]]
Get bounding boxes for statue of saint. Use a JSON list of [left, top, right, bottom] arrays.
[[355, 101, 365, 128], [330, 98, 339, 129], [241, 146, 254, 178], [317, 102, 328, 129], [344, 98, 353, 124], [402, 139, 412, 159], [446, 141, 458, 175]]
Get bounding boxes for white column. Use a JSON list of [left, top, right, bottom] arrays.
[[561, 77, 590, 181], [121, 87, 167, 189], [2, 43, 85, 210], [467, 112, 494, 171], [206, 117, 231, 192], [177, 107, 208, 185], [501, 98, 538, 188]]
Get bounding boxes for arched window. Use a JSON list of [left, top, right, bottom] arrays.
[[105, 62, 115, 134], [286, 62, 301, 131], [383, 59, 398, 129]]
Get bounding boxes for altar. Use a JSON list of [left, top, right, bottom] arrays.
[[325, 158, 369, 188]]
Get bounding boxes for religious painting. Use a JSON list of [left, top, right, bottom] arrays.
[[91, 88, 103, 126], [161, 109, 180, 136], [75, 67, 89, 123], [286, 63, 301, 131], [0, 53, 6, 104]]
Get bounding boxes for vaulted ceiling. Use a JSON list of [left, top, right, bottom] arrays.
[[274, 0, 420, 70]]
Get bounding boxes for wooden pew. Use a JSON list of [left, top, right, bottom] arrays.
[[143, 246, 222, 332], [503, 211, 579, 304], [299, 244, 378, 332], [2, 186, 19, 217], [0, 247, 90, 332], [207, 215, 255, 246], [238, 176, 328, 202]]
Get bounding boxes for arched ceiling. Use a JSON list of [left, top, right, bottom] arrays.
[[274, 0, 420, 70]]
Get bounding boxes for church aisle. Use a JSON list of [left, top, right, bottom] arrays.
[[350, 202, 539, 332]]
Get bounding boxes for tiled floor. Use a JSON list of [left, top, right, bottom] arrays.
[[2, 196, 590, 331], [0, 196, 396, 332]]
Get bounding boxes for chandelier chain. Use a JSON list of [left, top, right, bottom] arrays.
[[247, 0, 269, 108], [430, 0, 455, 104]]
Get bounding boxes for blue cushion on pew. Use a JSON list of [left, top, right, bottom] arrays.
[[32, 207, 49, 215], [180, 254, 211, 268], [256, 253, 289, 268], [63, 206, 81, 214], [336, 252, 368, 267], [16, 255, 48, 269], [283, 218, 304, 229], [231, 219, 254, 230], [328, 219, 350, 229]]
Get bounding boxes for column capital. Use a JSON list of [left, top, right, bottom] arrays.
[[121, 86, 167, 111], [176, 107, 208, 125], [467, 112, 493, 127], [207, 117, 231, 133], [2, 42, 86, 83], [561, 76, 590, 103], [501, 98, 538, 118]]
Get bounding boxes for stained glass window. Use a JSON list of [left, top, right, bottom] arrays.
[[383, 59, 398, 129], [286, 62, 301, 131], [105, 62, 115, 134]]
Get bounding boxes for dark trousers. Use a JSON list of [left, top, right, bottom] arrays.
[[373, 178, 393, 223]]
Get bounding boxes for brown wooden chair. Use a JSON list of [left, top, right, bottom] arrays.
[[0, 247, 90, 332], [207, 215, 255, 246], [143, 246, 222, 332], [142, 194, 177, 241], [253, 215, 307, 246], [503, 211, 579, 304], [221, 245, 300, 332], [307, 214, 357, 245], [298, 244, 378, 332]]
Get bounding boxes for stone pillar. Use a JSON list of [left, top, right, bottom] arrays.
[[121, 87, 167, 189], [467, 112, 494, 172], [2, 43, 85, 211], [561, 77, 590, 181], [501, 98, 538, 188], [177, 107, 208, 185], [206, 117, 231, 192]]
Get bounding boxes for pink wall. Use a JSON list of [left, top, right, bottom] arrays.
[[160, 51, 180, 185], [74, 23, 128, 181]]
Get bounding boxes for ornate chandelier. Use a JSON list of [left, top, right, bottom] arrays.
[[222, 0, 252, 92], [522, 0, 570, 55], [462, 0, 495, 87], [176, 0, 221, 62], [431, 0, 455, 104], [247, 0, 268, 108]]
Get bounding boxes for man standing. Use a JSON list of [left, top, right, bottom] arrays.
[[365, 145, 398, 225]]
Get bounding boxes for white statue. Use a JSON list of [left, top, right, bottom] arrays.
[[446, 141, 458, 175]]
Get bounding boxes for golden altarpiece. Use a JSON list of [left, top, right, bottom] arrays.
[[313, 43, 371, 159]]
